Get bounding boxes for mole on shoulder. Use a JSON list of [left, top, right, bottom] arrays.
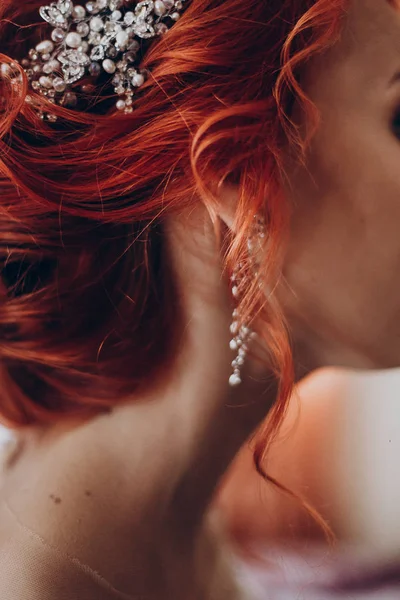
[[85, 490, 92, 497], [49, 494, 62, 504]]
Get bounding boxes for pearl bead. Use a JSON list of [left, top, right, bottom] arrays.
[[127, 40, 140, 52], [229, 374, 242, 387], [39, 76, 53, 89], [116, 99, 126, 111], [154, 0, 167, 16], [51, 28, 65, 43], [43, 60, 61, 75], [124, 51, 137, 63], [89, 62, 101, 76], [116, 30, 129, 49], [131, 73, 144, 87], [79, 41, 89, 53], [111, 10, 122, 20], [53, 77, 66, 92], [62, 92, 78, 107], [81, 83, 95, 93], [106, 46, 118, 58], [77, 22, 90, 36], [155, 22, 168, 35], [72, 5, 86, 20], [36, 40, 54, 54], [90, 16, 104, 32], [85, 1, 97, 13], [124, 11, 135, 25], [236, 356, 244, 366], [102, 59, 116, 74], [229, 340, 238, 351], [65, 32, 82, 48], [170, 11, 180, 20], [232, 285, 239, 297], [230, 322, 239, 334]]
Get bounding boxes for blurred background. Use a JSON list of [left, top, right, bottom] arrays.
[[218, 367, 400, 562]]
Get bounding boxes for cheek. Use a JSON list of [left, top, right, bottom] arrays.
[[279, 125, 400, 348]]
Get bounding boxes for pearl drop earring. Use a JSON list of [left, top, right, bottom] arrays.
[[228, 215, 266, 387]]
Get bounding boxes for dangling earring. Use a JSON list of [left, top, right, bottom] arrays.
[[228, 215, 266, 387]]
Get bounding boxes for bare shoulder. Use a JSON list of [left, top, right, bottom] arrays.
[[0, 413, 147, 598], [0, 406, 250, 600], [0, 501, 127, 600]]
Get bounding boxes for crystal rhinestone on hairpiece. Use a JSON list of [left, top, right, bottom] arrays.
[[39, 1, 73, 29], [2, 0, 186, 120]]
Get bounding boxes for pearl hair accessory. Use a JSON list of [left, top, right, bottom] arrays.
[[1, 0, 185, 120], [229, 215, 266, 387]]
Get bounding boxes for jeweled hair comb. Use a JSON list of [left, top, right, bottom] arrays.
[[1, 0, 185, 120]]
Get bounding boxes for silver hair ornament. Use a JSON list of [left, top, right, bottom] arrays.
[[229, 214, 266, 387], [1, 0, 186, 120]]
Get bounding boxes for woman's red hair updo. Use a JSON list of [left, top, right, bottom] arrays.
[[0, 0, 346, 436]]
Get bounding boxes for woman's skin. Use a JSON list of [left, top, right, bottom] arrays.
[[1, 210, 278, 599], [278, 0, 400, 374], [2, 0, 400, 598]]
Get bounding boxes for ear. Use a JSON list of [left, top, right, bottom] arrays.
[[214, 182, 239, 231]]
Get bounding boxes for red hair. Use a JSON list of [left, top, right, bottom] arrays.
[[0, 0, 346, 442]]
